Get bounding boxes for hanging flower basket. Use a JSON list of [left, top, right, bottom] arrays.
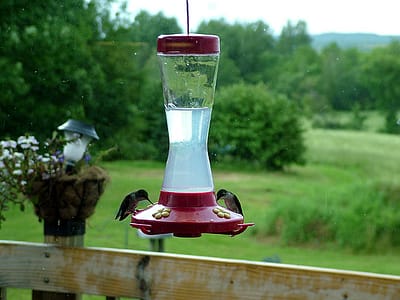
[[0, 131, 109, 228], [31, 166, 109, 222]]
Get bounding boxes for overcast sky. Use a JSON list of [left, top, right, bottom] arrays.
[[116, 0, 399, 35]]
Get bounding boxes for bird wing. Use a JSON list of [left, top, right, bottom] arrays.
[[233, 194, 243, 216], [225, 193, 243, 216], [115, 195, 131, 221]]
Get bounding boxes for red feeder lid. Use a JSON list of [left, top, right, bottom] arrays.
[[157, 34, 220, 54]]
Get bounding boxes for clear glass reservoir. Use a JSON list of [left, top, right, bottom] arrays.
[[157, 34, 220, 194]]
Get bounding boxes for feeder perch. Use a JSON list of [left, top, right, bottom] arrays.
[[131, 34, 254, 237]]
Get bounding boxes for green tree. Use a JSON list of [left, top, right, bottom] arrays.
[[210, 83, 305, 170], [277, 20, 312, 55], [197, 19, 277, 85], [88, 41, 143, 146], [273, 45, 322, 111], [362, 41, 400, 133], [96, 9, 181, 160], [131, 11, 182, 44], [319, 43, 369, 111], [0, 0, 105, 140]]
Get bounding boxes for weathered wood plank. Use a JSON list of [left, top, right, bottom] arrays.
[[32, 234, 85, 300], [0, 240, 399, 299]]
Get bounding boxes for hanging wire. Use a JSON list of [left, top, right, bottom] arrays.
[[186, 0, 190, 34]]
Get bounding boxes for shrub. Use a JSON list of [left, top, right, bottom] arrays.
[[210, 82, 306, 170], [312, 107, 367, 131], [265, 197, 335, 245], [264, 182, 400, 252]]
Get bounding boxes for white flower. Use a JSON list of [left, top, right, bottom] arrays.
[[12, 169, 22, 175], [17, 136, 28, 144], [14, 152, 24, 159], [0, 149, 11, 160], [18, 135, 39, 146], [1, 140, 17, 148], [19, 143, 30, 149], [17, 136, 38, 149], [27, 136, 39, 145], [40, 156, 50, 163], [20, 180, 27, 186]]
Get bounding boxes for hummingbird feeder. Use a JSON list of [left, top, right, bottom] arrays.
[[130, 34, 254, 237]]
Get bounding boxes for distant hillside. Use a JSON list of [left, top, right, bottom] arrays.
[[311, 33, 400, 51]]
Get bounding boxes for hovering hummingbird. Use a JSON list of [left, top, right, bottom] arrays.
[[115, 189, 152, 221], [216, 189, 243, 216]]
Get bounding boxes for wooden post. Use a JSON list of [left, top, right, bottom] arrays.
[[0, 287, 6, 300], [32, 219, 85, 300]]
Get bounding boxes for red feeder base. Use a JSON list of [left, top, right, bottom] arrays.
[[130, 191, 254, 237]]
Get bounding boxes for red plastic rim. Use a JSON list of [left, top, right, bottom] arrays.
[[159, 191, 216, 207], [130, 190, 255, 237], [157, 34, 220, 54], [130, 203, 253, 237]]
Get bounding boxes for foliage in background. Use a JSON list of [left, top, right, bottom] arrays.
[[264, 182, 400, 252], [0, 0, 104, 140], [210, 83, 306, 170], [318, 45, 372, 111], [0, 1, 400, 164], [197, 19, 276, 86], [312, 104, 367, 130], [97, 10, 180, 160], [362, 41, 400, 134]]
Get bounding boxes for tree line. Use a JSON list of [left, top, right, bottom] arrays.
[[1, 1, 399, 169]]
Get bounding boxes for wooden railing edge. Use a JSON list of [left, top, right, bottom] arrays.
[[1, 240, 399, 299]]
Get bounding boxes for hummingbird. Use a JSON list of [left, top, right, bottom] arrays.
[[216, 189, 243, 216], [115, 189, 152, 221]]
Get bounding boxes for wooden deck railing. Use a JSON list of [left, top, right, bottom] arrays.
[[1, 240, 399, 299]]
